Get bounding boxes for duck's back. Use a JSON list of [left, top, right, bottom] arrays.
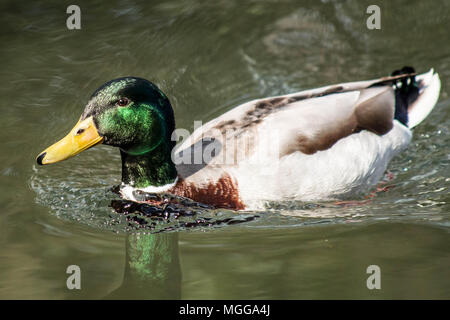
[[172, 68, 440, 209]]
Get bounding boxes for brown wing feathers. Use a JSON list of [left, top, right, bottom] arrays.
[[283, 86, 396, 156], [354, 87, 395, 135]]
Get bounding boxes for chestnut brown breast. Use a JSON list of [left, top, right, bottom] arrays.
[[168, 174, 245, 210]]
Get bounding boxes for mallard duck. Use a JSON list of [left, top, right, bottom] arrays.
[[36, 67, 440, 210]]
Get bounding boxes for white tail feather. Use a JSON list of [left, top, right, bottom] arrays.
[[408, 69, 441, 128]]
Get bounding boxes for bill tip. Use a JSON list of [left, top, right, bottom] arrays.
[[36, 152, 46, 165]]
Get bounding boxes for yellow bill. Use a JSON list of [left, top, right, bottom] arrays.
[[36, 116, 104, 165]]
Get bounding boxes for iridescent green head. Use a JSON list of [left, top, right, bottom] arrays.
[[85, 77, 175, 155], [37, 77, 178, 188]]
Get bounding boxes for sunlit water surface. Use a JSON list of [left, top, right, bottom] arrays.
[[0, 0, 449, 299]]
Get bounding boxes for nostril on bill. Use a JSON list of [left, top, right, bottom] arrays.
[[76, 128, 85, 135], [36, 152, 46, 165]]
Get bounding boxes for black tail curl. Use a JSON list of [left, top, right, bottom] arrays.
[[391, 66, 420, 127]]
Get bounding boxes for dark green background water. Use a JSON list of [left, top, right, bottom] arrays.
[[0, 0, 449, 299]]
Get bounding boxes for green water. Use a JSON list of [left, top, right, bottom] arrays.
[[1, 0, 449, 299]]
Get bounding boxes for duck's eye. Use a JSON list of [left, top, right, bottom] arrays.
[[117, 98, 130, 107]]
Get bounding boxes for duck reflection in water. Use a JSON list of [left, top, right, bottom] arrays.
[[106, 232, 181, 299]]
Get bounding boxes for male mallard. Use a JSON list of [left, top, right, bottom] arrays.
[[37, 67, 440, 210]]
